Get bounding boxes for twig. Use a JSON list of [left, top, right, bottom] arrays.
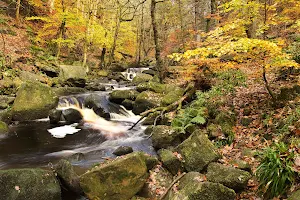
[[160, 172, 186, 200]]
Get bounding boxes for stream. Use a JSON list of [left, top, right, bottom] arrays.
[[0, 80, 156, 171]]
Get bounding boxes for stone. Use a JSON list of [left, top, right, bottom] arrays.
[[132, 73, 153, 84], [109, 90, 140, 104], [0, 95, 15, 109], [55, 160, 83, 195], [66, 153, 85, 162], [113, 146, 134, 156], [133, 91, 163, 115], [122, 99, 134, 110], [49, 109, 62, 124], [142, 69, 157, 76], [84, 94, 110, 119], [0, 168, 61, 200], [0, 121, 8, 133], [206, 162, 252, 191], [229, 159, 251, 172], [176, 131, 220, 172], [161, 87, 184, 106], [35, 61, 60, 77], [288, 189, 300, 200], [59, 65, 86, 87], [80, 152, 149, 200], [163, 172, 236, 200], [53, 87, 87, 97], [11, 81, 58, 121], [158, 149, 184, 175], [0, 109, 12, 124], [19, 71, 47, 83], [62, 108, 82, 123], [151, 125, 181, 150]]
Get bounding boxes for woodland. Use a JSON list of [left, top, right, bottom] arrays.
[[0, 0, 300, 200]]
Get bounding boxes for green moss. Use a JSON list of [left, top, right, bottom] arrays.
[[0, 121, 8, 133], [132, 73, 153, 84]]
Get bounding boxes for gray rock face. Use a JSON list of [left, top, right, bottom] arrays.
[[113, 146, 134, 156], [11, 81, 58, 121], [59, 65, 86, 87], [84, 94, 110, 119], [49, 109, 62, 124], [80, 152, 150, 200], [0, 168, 61, 200], [163, 172, 236, 200], [176, 131, 220, 172], [151, 125, 181, 150], [62, 108, 82, 123], [132, 73, 153, 84], [55, 160, 83, 195], [206, 162, 252, 191], [109, 90, 139, 104]]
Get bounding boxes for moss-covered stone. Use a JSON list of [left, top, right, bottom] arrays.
[[133, 91, 163, 115], [158, 149, 184, 175], [229, 160, 251, 172], [0, 121, 8, 133], [161, 87, 184, 106], [19, 71, 47, 83], [163, 172, 236, 200], [151, 125, 181, 150], [136, 82, 166, 93], [80, 152, 149, 200], [288, 189, 300, 200], [53, 87, 87, 96], [215, 110, 236, 127], [206, 162, 252, 191], [122, 99, 134, 110], [0, 95, 15, 109], [0, 109, 12, 124], [55, 160, 83, 195], [109, 90, 140, 104], [11, 81, 58, 121], [132, 73, 153, 84], [113, 146, 134, 156], [0, 168, 61, 200], [176, 131, 220, 172]]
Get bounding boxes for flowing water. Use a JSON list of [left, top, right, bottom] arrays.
[[0, 83, 156, 171]]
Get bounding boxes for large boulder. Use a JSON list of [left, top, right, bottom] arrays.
[[206, 162, 252, 191], [35, 61, 60, 77], [151, 126, 182, 150], [53, 87, 87, 97], [0, 95, 15, 109], [11, 81, 58, 121], [161, 87, 184, 106], [109, 90, 140, 104], [62, 108, 82, 123], [59, 65, 86, 87], [0, 109, 12, 123], [176, 131, 220, 172], [132, 73, 153, 84], [113, 146, 134, 156], [133, 91, 163, 115], [0, 168, 61, 200], [163, 172, 236, 200], [0, 121, 8, 133], [19, 71, 47, 83], [55, 160, 83, 195], [84, 94, 110, 119], [80, 152, 150, 200], [136, 82, 166, 93]]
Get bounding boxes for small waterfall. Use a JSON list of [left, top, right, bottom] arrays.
[[121, 67, 149, 81]]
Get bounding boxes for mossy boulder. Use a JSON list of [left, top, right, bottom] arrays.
[[0, 168, 61, 200], [161, 87, 184, 106], [80, 152, 150, 200], [84, 94, 110, 119], [113, 146, 134, 156], [11, 81, 58, 121], [215, 110, 236, 127], [132, 73, 153, 84], [53, 87, 87, 96], [109, 90, 140, 104], [62, 108, 83, 123], [55, 160, 83, 195], [151, 125, 181, 150], [19, 71, 47, 83], [59, 65, 86, 87], [158, 149, 184, 175], [133, 91, 163, 115], [0, 109, 12, 124], [206, 162, 252, 191], [288, 189, 300, 200], [163, 172, 236, 200], [0, 121, 8, 133], [122, 99, 134, 110], [176, 131, 220, 172], [0, 95, 15, 109], [136, 82, 166, 93]]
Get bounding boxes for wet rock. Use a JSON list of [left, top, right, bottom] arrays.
[[132, 73, 153, 84], [59, 65, 86, 88], [206, 162, 252, 191], [215, 110, 236, 127], [0, 168, 61, 200], [138, 166, 173, 199], [133, 91, 163, 115], [53, 87, 87, 97], [0, 109, 12, 124], [151, 125, 181, 150], [67, 153, 85, 162], [62, 108, 82, 123], [176, 130, 220, 172], [49, 109, 62, 124], [0, 121, 8, 133], [0, 95, 15, 109], [158, 149, 184, 175], [163, 172, 236, 200], [142, 69, 157, 76], [109, 90, 139, 104], [122, 99, 134, 110], [80, 152, 149, 200], [288, 189, 300, 200], [35, 61, 60, 77], [84, 94, 110, 119], [113, 146, 134, 156], [11, 81, 58, 121], [55, 160, 83, 195]]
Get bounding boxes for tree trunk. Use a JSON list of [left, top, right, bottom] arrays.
[[16, 0, 21, 24], [178, 0, 185, 50], [151, 0, 164, 81], [100, 47, 106, 68], [109, 8, 121, 66]]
